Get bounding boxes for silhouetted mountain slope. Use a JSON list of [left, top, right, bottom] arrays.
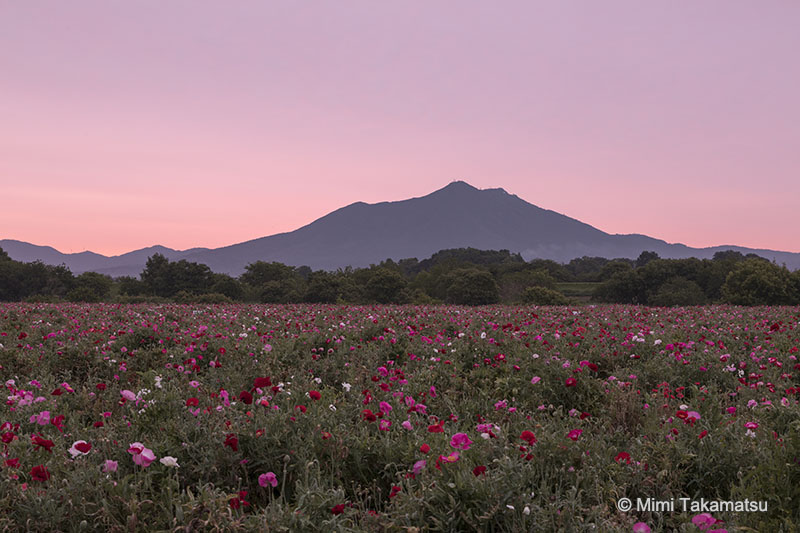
[[4, 181, 799, 275]]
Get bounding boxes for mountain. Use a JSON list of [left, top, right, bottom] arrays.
[[0, 240, 210, 277], [4, 181, 800, 275]]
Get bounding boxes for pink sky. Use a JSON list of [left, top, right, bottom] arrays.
[[2, 2, 799, 256]]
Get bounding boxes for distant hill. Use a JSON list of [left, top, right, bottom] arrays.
[[4, 181, 800, 275]]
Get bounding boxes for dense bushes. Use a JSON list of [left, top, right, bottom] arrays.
[[1, 246, 799, 306]]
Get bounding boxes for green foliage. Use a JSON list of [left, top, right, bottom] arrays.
[[365, 268, 408, 303], [67, 272, 113, 302], [444, 268, 499, 305], [140, 254, 215, 298], [521, 286, 569, 305], [2, 245, 799, 307], [649, 277, 706, 306], [498, 269, 557, 302], [722, 258, 795, 305]]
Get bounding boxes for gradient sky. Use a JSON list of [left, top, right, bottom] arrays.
[[2, 2, 799, 256]]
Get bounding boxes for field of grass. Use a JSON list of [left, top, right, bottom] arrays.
[[555, 282, 601, 302], [1, 303, 799, 532]]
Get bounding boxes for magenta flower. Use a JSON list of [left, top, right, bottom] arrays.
[[128, 442, 156, 468], [450, 432, 473, 450], [379, 401, 392, 414], [30, 411, 50, 425], [120, 390, 137, 402], [258, 472, 278, 488], [691, 513, 716, 530], [102, 459, 118, 473], [632, 523, 651, 533], [68, 440, 92, 458], [567, 429, 583, 441], [412, 460, 426, 476]]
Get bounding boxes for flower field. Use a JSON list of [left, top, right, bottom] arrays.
[[2, 303, 799, 532]]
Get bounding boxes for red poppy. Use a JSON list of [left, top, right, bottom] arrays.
[[31, 434, 55, 452], [331, 504, 346, 515], [74, 441, 92, 454], [473, 465, 487, 476], [253, 376, 272, 389], [520, 430, 537, 445], [4, 458, 19, 468], [50, 415, 65, 432], [420, 443, 430, 454], [239, 390, 253, 404], [51, 388, 62, 396], [224, 433, 239, 452], [30, 464, 50, 482], [309, 390, 321, 401], [698, 430, 708, 439], [361, 409, 377, 422], [186, 397, 199, 407], [96, 383, 107, 391], [565, 377, 577, 387], [615, 452, 631, 464], [389, 485, 401, 498], [427, 421, 444, 433], [295, 405, 307, 413]]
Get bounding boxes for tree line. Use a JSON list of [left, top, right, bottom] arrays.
[[1, 245, 798, 306]]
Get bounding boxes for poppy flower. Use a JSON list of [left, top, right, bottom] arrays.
[[473, 465, 487, 476], [160, 456, 179, 467], [224, 434, 239, 452], [419, 444, 430, 454], [361, 409, 377, 422], [427, 422, 444, 433], [567, 429, 583, 441], [239, 390, 253, 404], [30, 464, 50, 482], [68, 440, 92, 458], [121, 390, 137, 402], [253, 377, 272, 389], [259, 472, 278, 488], [331, 504, 346, 515], [449, 433, 473, 450], [128, 442, 156, 467], [309, 390, 321, 401], [520, 430, 537, 445], [186, 397, 199, 407], [565, 377, 577, 387], [31, 434, 55, 452], [615, 452, 631, 464]]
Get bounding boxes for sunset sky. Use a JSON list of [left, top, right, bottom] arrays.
[[2, 2, 799, 256]]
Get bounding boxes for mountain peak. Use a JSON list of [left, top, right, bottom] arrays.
[[437, 180, 479, 193]]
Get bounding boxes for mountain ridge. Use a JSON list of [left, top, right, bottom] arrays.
[[3, 181, 799, 275]]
